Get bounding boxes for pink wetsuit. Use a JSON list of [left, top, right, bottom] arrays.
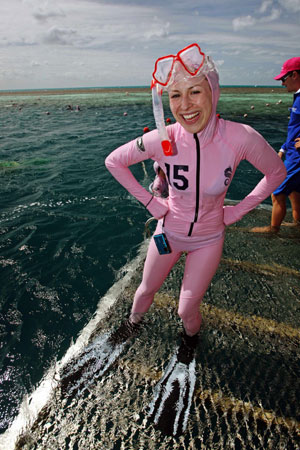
[[105, 71, 286, 335]]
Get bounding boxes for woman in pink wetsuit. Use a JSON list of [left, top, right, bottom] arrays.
[[105, 43, 286, 348]]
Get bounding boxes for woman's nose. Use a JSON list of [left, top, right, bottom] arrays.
[[181, 94, 191, 110]]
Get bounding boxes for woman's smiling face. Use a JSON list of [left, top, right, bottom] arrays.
[[168, 77, 212, 134]]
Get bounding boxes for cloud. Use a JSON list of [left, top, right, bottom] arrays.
[[279, 0, 300, 12], [258, 0, 300, 14], [232, 15, 256, 31], [143, 22, 170, 40], [22, 0, 65, 23], [215, 59, 225, 69], [233, 1, 282, 32], [258, 0, 273, 13], [33, 8, 65, 23], [42, 26, 77, 45], [263, 8, 281, 21]]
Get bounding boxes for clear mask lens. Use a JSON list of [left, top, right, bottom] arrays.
[[179, 45, 204, 74], [155, 57, 174, 85]]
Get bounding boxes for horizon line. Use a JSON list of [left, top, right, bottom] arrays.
[[0, 84, 284, 94]]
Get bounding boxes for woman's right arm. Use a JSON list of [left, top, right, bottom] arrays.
[[105, 134, 169, 219]]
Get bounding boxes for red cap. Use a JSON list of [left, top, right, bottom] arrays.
[[274, 57, 300, 80]]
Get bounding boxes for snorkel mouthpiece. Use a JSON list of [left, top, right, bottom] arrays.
[[162, 140, 172, 156], [151, 81, 173, 156]]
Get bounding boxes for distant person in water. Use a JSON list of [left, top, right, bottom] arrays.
[[252, 57, 300, 233]]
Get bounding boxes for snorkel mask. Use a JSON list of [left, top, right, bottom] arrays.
[[151, 43, 217, 156]]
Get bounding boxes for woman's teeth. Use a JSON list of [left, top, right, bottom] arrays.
[[183, 112, 199, 120]]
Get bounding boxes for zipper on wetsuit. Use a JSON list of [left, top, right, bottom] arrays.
[[188, 133, 201, 236]]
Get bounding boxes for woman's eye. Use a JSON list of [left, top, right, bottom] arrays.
[[170, 93, 180, 99]]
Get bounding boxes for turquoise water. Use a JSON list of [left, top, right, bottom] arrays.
[[0, 88, 292, 433]]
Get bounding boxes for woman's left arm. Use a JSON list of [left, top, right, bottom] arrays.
[[224, 124, 287, 226]]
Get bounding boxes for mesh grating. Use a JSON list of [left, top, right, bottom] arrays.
[[13, 210, 300, 449]]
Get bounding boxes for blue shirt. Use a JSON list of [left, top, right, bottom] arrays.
[[282, 91, 300, 176]]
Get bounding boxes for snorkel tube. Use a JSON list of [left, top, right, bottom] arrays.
[[151, 80, 173, 156]]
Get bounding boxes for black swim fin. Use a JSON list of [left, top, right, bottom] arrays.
[[147, 331, 198, 436], [60, 319, 141, 398]]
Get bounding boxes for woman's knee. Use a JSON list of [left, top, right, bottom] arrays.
[[177, 298, 201, 324], [272, 193, 286, 208], [135, 282, 157, 301]]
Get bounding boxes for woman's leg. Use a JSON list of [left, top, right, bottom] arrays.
[[178, 238, 224, 336], [289, 191, 300, 224], [271, 193, 287, 229], [130, 236, 181, 321]]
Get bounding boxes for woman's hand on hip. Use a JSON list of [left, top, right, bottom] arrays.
[[146, 197, 169, 220]]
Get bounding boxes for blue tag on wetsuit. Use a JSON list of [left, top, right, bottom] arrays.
[[154, 233, 172, 255]]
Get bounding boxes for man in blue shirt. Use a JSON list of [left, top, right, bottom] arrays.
[[252, 57, 300, 233]]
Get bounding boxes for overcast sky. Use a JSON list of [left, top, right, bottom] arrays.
[[1, 0, 300, 90]]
